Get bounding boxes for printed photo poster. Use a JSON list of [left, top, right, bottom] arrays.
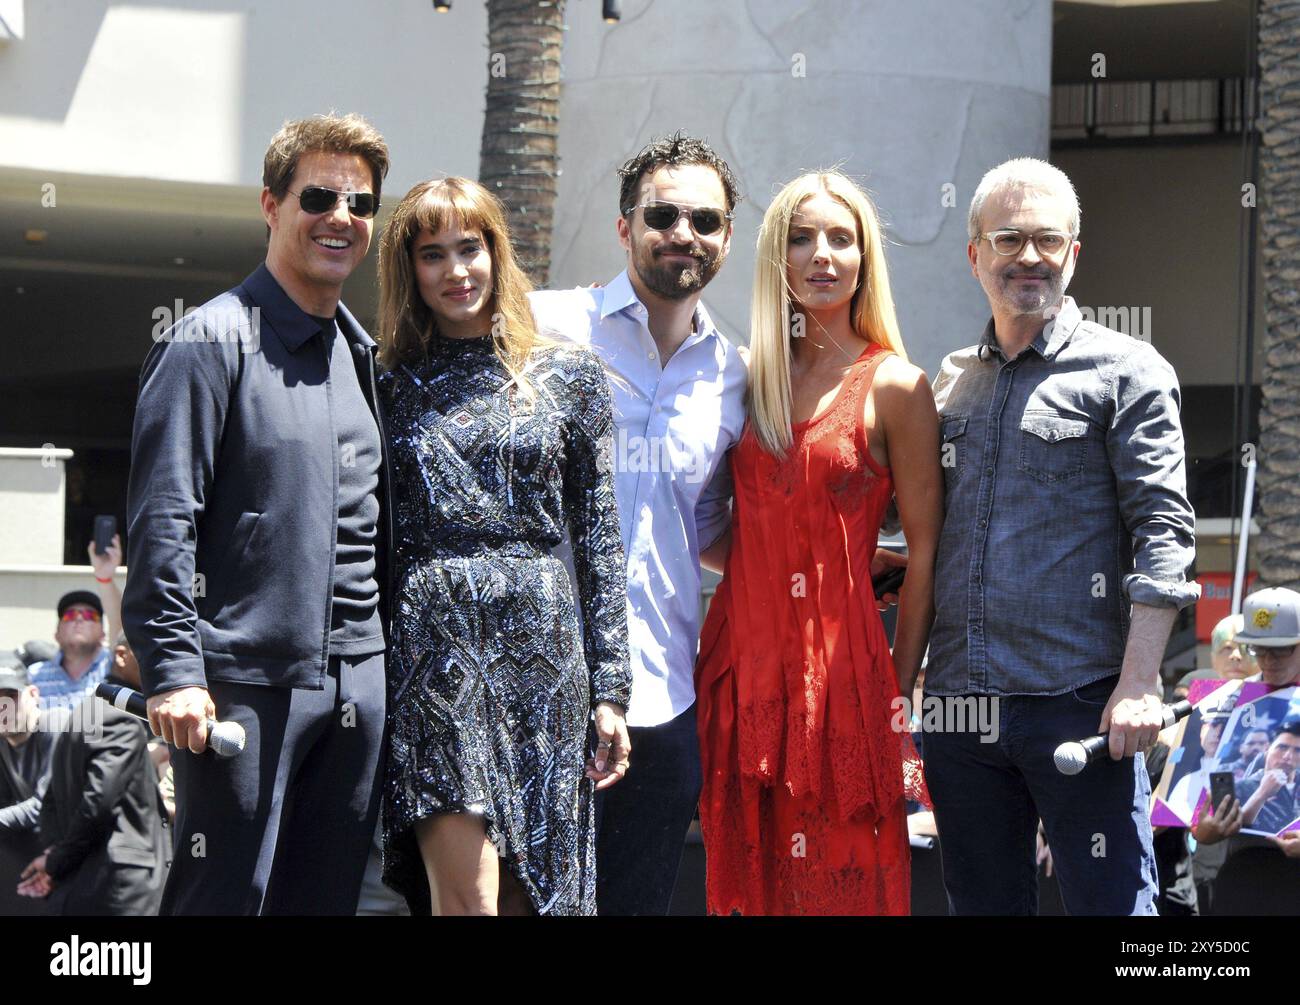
[[1217, 683, 1300, 836], [1151, 678, 1241, 828], [1151, 679, 1300, 836]]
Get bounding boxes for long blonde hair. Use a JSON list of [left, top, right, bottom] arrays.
[[377, 177, 552, 400], [748, 171, 907, 456]]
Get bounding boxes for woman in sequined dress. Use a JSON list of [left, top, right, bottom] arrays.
[[375, 178, 631, 916]]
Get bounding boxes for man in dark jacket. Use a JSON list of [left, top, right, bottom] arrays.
[[18, 638, 167, 915], [1, 653, 61, 915], [122, 113, 393, 914]]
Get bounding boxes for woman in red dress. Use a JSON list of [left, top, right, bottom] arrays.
[[696, 171, 943, 915]]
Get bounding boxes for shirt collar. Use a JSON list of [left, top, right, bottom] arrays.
[[598, 268, 723, 346], [1037, 296, 1082, 359], [598, 269, 641, 321], [979, 295, 1081, 363], [243, 263, 375, 354]]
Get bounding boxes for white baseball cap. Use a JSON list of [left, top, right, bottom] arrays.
[[1235, 587, 1300, 647]]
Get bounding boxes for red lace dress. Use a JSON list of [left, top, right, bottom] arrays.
[[695, 344, 913, 915]]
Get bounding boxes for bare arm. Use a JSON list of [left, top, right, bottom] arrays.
[[89, 535, 123, 643], [872, 358, 943, 695], [1099, 603, 1177, 759]]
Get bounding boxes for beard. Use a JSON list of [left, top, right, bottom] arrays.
[[631, 239, 724, 301], [995, 265, 1067, 317]]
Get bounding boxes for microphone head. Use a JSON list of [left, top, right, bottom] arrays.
[[1054, 741, 1087, 776], [207, 720, 247, 758]]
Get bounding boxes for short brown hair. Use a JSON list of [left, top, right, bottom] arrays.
[[262, 113, 390, 204]]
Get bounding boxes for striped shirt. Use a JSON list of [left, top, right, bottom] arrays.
[[30, 648, 112, 713]]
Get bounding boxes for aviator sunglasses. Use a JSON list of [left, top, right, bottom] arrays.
[[289, 185, 380, 219], [631, 201, 732, 236]]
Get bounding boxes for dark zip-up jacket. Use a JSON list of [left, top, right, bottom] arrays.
[[39, 674, 168, 915], [123, 264, 394, 695]]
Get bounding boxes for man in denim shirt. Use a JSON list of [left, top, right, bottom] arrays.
[[924, 158, 1199, 915]]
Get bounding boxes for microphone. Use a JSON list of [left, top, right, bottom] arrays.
[[1053, 698, 1192, 775], [95, 682, 247, 758]]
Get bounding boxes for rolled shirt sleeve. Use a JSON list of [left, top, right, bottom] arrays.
[[693, 453, 734, 552], [1107, 344, 1200, 610]]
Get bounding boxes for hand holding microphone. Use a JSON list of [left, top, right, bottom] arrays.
[[97, 682, 246, 758], [1054, 697, 1191, 775]]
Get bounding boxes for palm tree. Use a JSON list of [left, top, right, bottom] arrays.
[[479, 0, 567, 286], [1255, 0, 1300, 588]]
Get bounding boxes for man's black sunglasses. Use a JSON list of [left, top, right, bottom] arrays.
[[289, 186, 380, 219], [630, 201, 732, 236]]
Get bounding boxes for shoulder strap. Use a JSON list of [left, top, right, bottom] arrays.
[[844, 345, 892, 400]]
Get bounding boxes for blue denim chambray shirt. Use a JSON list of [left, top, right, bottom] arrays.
[[927, 296, 1199, 697], [529, 272, 748, 727]]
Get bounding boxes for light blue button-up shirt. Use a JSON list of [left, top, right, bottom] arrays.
[[530, 271, 748, 726], [30, 646, 112, 713]]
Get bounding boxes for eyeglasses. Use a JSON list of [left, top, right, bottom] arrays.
[[979, 229, 1072, 257], [60, 609, 101, 623], [631, 202, 732, 236], [288, 186, 380, 219], [1246, 644, 1296, 659]]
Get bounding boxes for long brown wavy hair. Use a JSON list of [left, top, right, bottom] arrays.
[[377, 177, 552, 399]]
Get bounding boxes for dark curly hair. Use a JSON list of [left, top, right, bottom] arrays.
[[617, 131, 742, 217]]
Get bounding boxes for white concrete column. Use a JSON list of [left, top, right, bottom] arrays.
[[549, 0, 1053, 376]]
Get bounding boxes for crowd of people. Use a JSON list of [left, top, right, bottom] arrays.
[[3, 111, 1297, 916], [1, 540, 172, 916]]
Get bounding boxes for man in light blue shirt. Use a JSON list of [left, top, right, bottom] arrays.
[[31, 587, 116, 715], [530, 133, 748, 914]]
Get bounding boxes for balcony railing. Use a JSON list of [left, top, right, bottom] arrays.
[[1052, 78, 1255, 142]]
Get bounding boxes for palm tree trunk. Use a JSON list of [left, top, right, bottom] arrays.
[[479, 0, 566, 287], [1255, 0, 1300, 587]]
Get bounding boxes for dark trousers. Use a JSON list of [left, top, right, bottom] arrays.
[[924, 676, 1158, 916], [594, 702, 701, 916], [161, 651, 386, 915]]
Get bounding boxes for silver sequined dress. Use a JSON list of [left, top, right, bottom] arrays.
[[379, 332, 630, 915]]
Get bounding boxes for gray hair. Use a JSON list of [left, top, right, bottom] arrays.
[[967, 157, 1081, 242]]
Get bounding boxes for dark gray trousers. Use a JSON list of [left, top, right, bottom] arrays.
[[161, 652, 385, 915]]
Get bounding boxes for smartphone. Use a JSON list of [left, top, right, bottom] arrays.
[[872, 564, 906, 598], [1209, 770, 1236, 813], [93, 515, 117, 557]]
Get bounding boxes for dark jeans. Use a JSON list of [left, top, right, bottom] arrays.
[[924, 676, 1158, 916], [594, 702, 701, 916], [162, 651, 386, 915]]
